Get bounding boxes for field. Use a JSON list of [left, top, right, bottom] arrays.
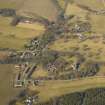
[[52, 1, 105, 63], [1, 0, 105, 105], [90, 14, 105, 33], [74, 0, 105, 11], [65, 3, 88, 20], [17, 22, 45, 31], [56, 0, 67, 9], [50, 35, 105, 56], [29, 76, 105, 102], [18, 0, 59, 21], [0, 64, 22, 105], [31, 66, 49, 79], [0, 16, 45, 50], [0, 0, 25, 9], [65, 2, 105, 33], [0, 0, 60, 21]]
